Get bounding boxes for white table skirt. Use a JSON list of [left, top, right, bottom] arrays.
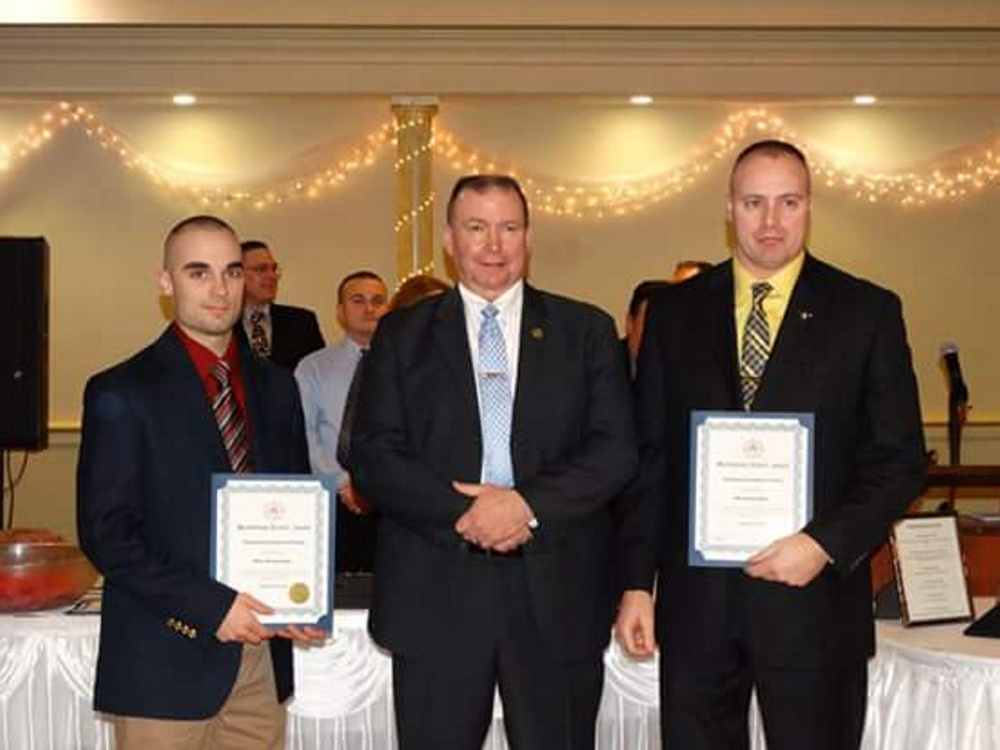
[[0, 603, 996, 750]]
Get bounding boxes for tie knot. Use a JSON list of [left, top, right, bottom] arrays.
[[482, 304, 500, 322], [250, 309, 265, 324], [212, 359, 232, 388], [752, 282, 772, 305]]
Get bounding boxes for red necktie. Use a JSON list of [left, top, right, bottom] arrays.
[[211, 360, 251, 473]]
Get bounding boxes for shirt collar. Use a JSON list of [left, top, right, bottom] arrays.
[[457, 280, 524, 319], [243, 303, 271, 321], [172, 323, 241, 383], [734, 251, 805, 306]]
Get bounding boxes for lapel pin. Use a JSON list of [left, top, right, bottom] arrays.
[[530, 327, 544, 340], [799, 310, 813, 321]]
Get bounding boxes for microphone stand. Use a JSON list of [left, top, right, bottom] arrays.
[[946, 393, 968, 508]]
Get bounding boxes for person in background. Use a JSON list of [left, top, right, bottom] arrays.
[[77, 215, 319, 750], [388, 273, 451, 311], [295, 271, 388, 572], [615, 140, 926, 750], [240, 239, 325, 369]]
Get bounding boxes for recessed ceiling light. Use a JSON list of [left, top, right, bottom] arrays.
[[172, 93, 197, 107], [630, 95, 654, 106], [853, 94, 877, 106]]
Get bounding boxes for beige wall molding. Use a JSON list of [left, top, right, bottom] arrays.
[[4, 27, 1000, 96]]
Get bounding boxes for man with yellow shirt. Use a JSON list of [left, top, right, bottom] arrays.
[[615, 140, 926, 749]]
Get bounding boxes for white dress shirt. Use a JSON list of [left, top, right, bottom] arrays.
[[457, 281, 523, 484]]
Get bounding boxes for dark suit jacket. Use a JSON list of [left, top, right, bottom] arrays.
[[238, 302, 325, 370], [619, 255, 926, 668], [77, 327, 310, 719], [351, 285, 637, 660]]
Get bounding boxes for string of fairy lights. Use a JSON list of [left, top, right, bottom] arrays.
[[3, 102, 1000, 216]]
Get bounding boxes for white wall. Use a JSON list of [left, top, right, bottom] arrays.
[[4, 96, 1000, 538]]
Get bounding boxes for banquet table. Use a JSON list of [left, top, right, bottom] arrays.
[[0, 601, 996, 749]]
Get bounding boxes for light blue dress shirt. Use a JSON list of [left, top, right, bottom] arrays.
[[294, 337, 364, 487]]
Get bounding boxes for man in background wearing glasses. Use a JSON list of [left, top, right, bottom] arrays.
[[240, 239, 325, 369]]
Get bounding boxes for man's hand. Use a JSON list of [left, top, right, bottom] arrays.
[[745, 532, 830, 587], [338, 478, 372, 515], [615, 590, 656, 658], [275, 625, 329, 643], [215, 592, 274, 645], [453, 481, 534, 551]]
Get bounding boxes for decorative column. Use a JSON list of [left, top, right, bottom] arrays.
[[391, 96, 438, 283]]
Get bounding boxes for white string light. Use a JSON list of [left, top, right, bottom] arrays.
[[3, 103, 1000, 214]]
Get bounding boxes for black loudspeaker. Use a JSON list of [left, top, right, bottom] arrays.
[[0, 237, 49, 450]]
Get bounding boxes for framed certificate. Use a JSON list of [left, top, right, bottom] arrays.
[[688, 411, 814, 567], [211, 474, 336, 629], [890, 513, 974, 627]]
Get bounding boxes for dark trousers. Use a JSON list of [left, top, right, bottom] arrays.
[[335, 506, 376, 573], [392, 556, 604, 750], [659, 643, 868, 750]]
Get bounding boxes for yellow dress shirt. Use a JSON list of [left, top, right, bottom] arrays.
[[734, 252, 806, 355]]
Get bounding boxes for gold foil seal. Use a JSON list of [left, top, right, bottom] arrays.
[[288, 582, 310, 604]]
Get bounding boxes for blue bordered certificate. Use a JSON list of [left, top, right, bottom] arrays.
[[688, 411, 814, 567], [211, 474, 336, 629]]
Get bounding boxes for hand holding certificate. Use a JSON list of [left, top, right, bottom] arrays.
[[689, 412, 813, 567], [212, 475, 336, 631]]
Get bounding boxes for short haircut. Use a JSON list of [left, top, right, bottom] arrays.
[[390, 274, 451, 311], [628, 280, 673, 317], [730, 139, 811, 194], [337, 270, 385, 304], [240, 239, 270, 254], [446, 174, 530, 228], [163, 215, 237, 267]]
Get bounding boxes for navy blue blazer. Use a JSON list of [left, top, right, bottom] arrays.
[[77, 327, 310, 719]]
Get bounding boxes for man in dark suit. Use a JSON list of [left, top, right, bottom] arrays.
[[240, 239, 325, 369], [77, 216, 318, 749], [615, 141, 926, 750], [351, 174, 637, 749]]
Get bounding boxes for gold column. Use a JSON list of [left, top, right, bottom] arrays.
[[391, 96, 438, 283]]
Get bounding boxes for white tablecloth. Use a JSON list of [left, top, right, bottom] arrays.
[[0, 603, 996, 749]]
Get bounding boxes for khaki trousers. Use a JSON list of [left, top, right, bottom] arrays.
[[112, 642, 286, 750]]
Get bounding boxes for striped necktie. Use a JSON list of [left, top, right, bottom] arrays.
[[249, 309, 270, 360], [478, 304, 514, 488], [211, 359, 251, 473], [740, 281, 773, 410]]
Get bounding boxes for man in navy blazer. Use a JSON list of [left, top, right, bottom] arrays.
[[77, 216, 315, 749], [616, 141, 926, 749], [351, 175, 637, 749]]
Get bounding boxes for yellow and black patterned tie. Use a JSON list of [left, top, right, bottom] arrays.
[[740, 281, 772, 410]]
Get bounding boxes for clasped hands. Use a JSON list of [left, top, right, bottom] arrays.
[[215, 592, 328, 645], [453, 481, 535, 553]]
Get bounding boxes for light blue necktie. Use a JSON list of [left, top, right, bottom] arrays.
[[478, 304, 514, 487]]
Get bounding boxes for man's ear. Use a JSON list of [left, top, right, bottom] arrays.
[[157, 268, 174, 297]]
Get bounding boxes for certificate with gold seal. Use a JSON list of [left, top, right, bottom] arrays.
[[211, 474, 335, 629], [688, 411, 814, 567]]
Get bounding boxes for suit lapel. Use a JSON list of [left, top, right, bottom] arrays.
[[239, 341, 267, 471], [705, 262, 742, 409], [151, 328, 231, 471], [754, 253, 827, 409], [512, 285, 546, 438], [432, 289, 480, 421]]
